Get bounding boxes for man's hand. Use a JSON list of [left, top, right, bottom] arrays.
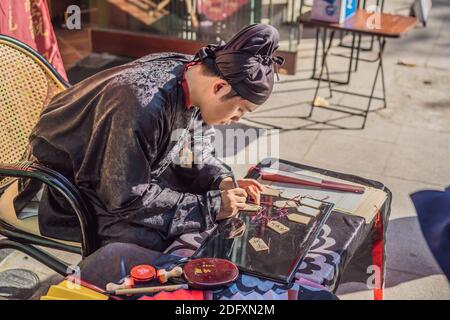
[[217, 188, 248, 221], [219, 177, 263, 205]]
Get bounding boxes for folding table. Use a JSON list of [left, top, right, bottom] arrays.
[[299, 9, 417, 129]]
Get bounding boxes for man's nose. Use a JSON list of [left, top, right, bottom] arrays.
[[231, 115, 242, 123]]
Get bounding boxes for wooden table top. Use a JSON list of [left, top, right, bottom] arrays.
[[299, 9, 417, 38]]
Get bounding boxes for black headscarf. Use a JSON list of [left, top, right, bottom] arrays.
[[195, 24, 284, 105]]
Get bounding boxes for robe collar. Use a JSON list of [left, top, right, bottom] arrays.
[[181, 61, 200, 110]]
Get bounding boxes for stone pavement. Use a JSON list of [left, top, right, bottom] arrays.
[[0, 0, 449, 300]]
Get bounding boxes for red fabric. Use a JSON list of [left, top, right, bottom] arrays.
[[196, 0, 250, 22], [138, 289, 204, 300], [0, 0, 68, 80], [372, 211, 384, 300], [181, 74, 191, 110], [182, 61, 199, 110]]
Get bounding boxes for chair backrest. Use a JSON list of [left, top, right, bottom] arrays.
[[0, 34, 69, 188]]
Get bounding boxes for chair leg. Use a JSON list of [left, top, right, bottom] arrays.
[[0, 239, 71, 276]]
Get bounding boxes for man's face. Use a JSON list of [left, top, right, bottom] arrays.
[[199, 79, 259, 126]]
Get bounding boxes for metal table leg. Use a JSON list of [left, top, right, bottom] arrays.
[[312, 28, 320, 79], [309, 28, 335, 118], [361, 36, 386, 129], [313, 29, 355, 85], [308, 33, 387, 129]]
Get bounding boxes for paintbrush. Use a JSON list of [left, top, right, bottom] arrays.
[[105, 284, 188, 296]]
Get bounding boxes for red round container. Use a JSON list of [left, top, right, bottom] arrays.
[[130, 265, 156, 282]]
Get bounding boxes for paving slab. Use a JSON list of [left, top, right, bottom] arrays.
[[303, 132, 394, 176], [396, 125, 450, 150], [338, 273, 450, 300], [382, 272, 450, 300], [385, 216, 445, 277], [0, 248, 80, 297], [376, 175, 444, 219], [383, 143, 450, 187]]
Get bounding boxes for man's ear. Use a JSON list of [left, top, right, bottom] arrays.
[[213, 79, 231, 96]]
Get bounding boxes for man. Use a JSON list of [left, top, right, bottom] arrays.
[[17, 24, 284, 251]]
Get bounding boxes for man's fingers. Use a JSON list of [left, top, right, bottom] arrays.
[[238, 179, 264, 192], [235, 202, 247, 209], [235, 196, 247, 204], [230, 209, 240, 218], [247, 186, 259, 204], [249, 179, 264, 191], [252, 187, 261, 205], [247, 186, 256, 201], [233, 188, 248, 198]]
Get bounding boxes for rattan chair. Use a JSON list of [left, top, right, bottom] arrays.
[[0, 34, 98, 275]]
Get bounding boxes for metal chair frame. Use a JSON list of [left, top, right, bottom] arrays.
[[0, 34, 98, 276]]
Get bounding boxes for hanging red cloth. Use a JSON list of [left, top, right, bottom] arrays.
[[0, 0, 68, 80], [372, 210, 384, 300]]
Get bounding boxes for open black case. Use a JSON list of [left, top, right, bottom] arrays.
[[193, 158, 334, 285]]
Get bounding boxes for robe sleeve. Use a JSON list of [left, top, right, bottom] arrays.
[[77, 88, 222, 240], [170, 119, 232, 194]]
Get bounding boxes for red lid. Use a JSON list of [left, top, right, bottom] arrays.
[[130, 265, 156, 282]]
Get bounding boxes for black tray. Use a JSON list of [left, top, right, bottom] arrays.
[[193, 161, 334, 285]]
